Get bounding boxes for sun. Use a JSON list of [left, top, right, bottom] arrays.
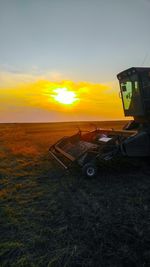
[[52, 87, 78, 105]]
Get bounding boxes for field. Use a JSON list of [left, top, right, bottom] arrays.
[[0, 121, 150, 267]]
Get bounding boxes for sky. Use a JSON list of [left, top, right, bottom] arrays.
[[0, 0, 150, 122]]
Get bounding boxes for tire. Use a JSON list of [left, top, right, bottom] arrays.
[[82, 162, 98, 178]]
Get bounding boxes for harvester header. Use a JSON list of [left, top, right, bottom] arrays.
[[49, 67, 150, 178]]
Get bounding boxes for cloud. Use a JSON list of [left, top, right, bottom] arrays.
[[0, 70, 124, 122], [0, 69, 65, 88]]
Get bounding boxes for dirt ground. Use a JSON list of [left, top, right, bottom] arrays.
[[0, 121, 150, 267]]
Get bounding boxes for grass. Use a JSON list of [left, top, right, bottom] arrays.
[[0, 122, 150, 266]]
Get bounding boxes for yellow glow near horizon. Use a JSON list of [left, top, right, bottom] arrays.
[[0, 72, 127, 122], [52, 87, 78, 105]]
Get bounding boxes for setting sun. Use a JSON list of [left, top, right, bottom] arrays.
[[52, 88, 78, 105]]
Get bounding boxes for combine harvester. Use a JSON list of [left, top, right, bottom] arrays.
[[49, 67, 150, 177]]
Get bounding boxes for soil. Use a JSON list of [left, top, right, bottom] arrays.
[[0, 121, 150, 267]]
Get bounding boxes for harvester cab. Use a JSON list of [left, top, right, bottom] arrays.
[[49, 67, 150, 178], [117, 67, 150, 128]]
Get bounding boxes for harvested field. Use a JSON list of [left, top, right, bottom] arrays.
[[0, 121, 150, 267]]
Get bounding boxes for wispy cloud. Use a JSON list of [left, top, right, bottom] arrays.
[[0, 70, 124, 122], [0, 66, 67, 87]]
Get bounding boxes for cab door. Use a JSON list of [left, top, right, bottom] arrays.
[[120, 79, 143, 116]]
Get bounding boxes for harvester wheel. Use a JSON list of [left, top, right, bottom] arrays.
[[82, 162, 98, 178]]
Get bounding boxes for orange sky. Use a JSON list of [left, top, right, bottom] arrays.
[[0, 71, 126, 122]]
